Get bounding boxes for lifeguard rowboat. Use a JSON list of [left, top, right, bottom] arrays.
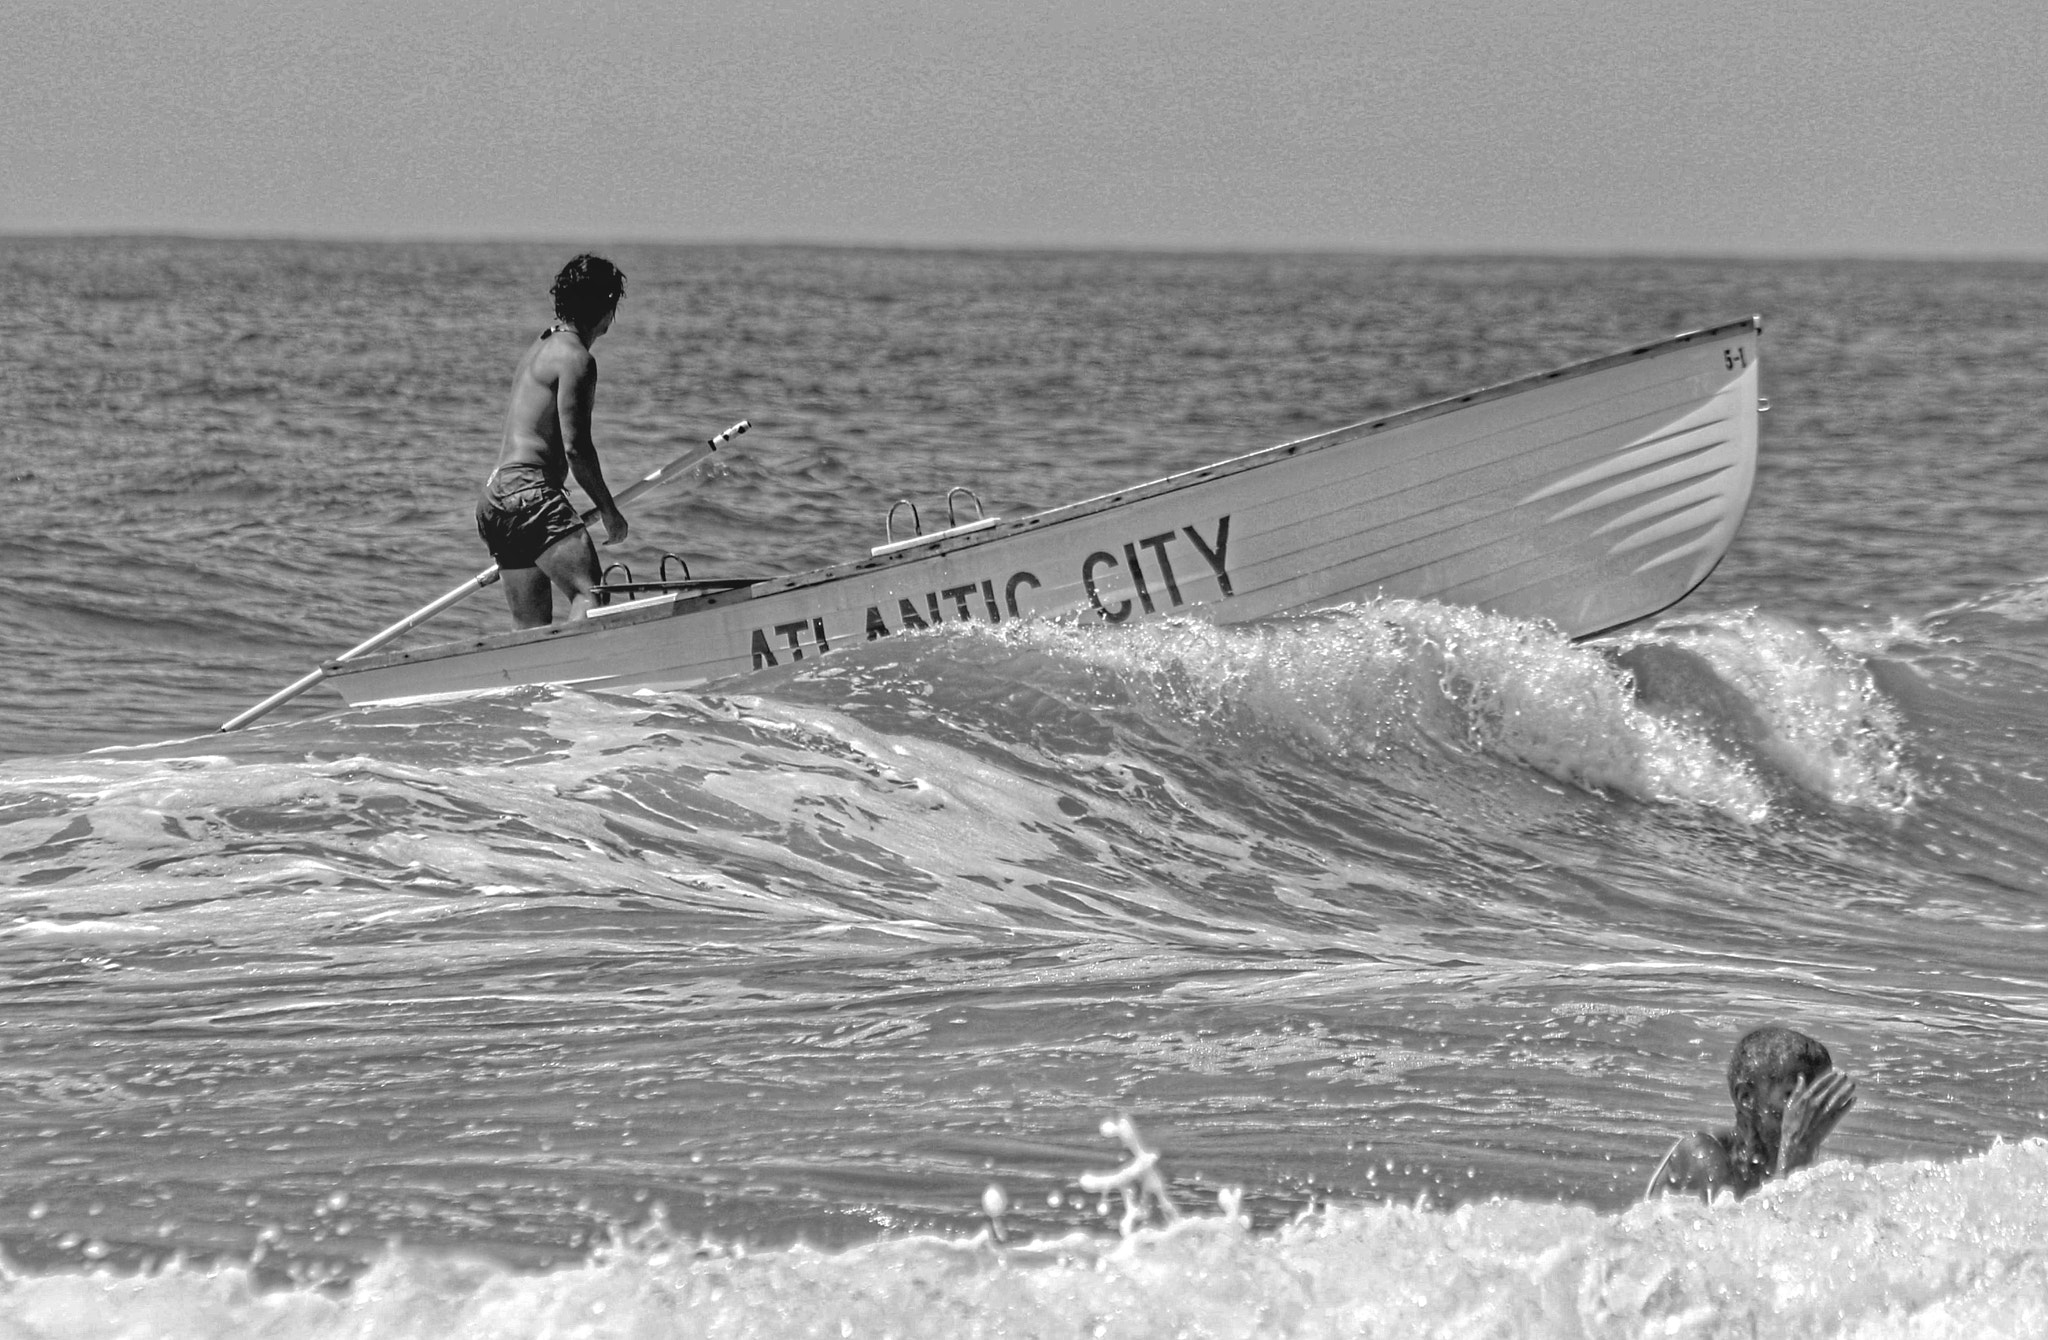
[[327, 318, 1763, 707]]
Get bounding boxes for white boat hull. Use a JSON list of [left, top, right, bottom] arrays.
[[330, 319, 1763, 705]]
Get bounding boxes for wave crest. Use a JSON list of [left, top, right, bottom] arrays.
[[987, 600, 1913, 822]]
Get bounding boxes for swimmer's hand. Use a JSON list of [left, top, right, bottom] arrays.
[[599, 506, 629, 546], [1775, 1068, 1857, 1176]]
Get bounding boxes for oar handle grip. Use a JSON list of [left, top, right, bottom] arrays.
[[582, 419, 749, 523]]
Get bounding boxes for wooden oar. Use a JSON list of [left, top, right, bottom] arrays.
[[218, 419, 750, 733]]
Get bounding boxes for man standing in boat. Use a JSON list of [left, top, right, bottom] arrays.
[[475, 254, 630, 627]]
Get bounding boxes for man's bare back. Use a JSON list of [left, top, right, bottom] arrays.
[[475, 255, 629, 627]]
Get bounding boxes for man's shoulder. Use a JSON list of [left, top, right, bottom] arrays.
[[1646, 1129, 1737, 1199], [1674, 1129, 1734, 1163], [537, 334, 596, 381]]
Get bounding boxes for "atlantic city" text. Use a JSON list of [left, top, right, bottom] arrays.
[[748, 515, 1235, 668]]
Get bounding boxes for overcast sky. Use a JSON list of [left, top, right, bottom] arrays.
[[7, 0, 2045, 257]]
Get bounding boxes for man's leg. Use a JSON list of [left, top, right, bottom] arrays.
[[535, 527, 604, 620], [502, 567, 554, 628]]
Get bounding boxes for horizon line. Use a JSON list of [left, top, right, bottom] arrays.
[[4, 227, 2046, 268]]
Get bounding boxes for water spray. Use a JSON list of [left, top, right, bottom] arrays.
[[1080, 1116, 1182, 1236]]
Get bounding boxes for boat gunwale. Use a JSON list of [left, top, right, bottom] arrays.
[[330, 316, 1761, 676]]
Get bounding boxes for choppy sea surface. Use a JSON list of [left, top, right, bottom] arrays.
[[3, 239, 2047, 1337]]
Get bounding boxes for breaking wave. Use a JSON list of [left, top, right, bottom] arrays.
[[835, 598, 1919, 825]]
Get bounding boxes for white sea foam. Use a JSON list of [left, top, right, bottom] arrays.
[[1624, 610, 1916, 813], [1004, 602, 1781, 821], [2, 1142, 2042, 1340]]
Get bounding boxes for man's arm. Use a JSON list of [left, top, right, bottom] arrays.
[[1645, 1131, 1736, 1201], [556, 347, 627, 545], [1775, 1070, 1857, 1177]]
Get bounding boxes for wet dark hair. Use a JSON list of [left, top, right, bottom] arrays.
[[1727, 1025, 1831, 1102], [551, 254, 625, 327]]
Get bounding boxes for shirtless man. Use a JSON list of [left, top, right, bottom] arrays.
[[1645, 1025, 1858, 1201], [475, 254, 630, 627]]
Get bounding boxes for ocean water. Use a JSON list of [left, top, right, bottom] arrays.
[[2, 238, 2047, 1337]]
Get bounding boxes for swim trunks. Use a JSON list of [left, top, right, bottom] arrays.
[[475, 462, 585, 569]]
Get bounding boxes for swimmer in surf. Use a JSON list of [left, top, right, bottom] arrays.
[[475, 254, 629, 627], [1644, 1024, 1857, 1202]]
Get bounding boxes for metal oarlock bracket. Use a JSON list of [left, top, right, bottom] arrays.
[[883, 499, 922, 547], [946, 487, 985, 528]]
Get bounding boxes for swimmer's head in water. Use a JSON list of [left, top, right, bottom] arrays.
[[552, 254, 626, 328], [1727, 1025, 1833, 1151]]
